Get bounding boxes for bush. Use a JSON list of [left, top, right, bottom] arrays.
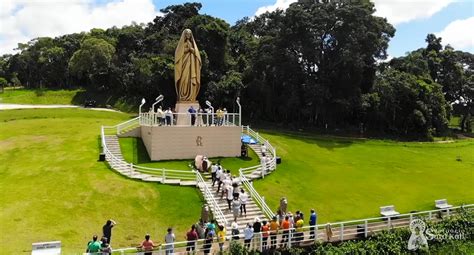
[[266, 209, 474, 254]]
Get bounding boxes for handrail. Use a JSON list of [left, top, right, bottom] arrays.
[[240, 125, 277, 178], [117, 117, 140, 134], [139, 112, 240, 127], [112, 204, 474, 253], [196, 171, 228, 226], [239, 169, 275, 220], [100, 125, 196, 182]]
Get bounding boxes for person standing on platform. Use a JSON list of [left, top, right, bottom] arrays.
[[157, 106, 165, 126], [309, 209, 317, 240], [244, 224, 254, 250], [203, 232, 213, 254], [138, 234, 158, 255], [188, 106, 197, 126], [217, 224, 226, 252], [185, 225, 198, 254], [165, 107, 173, 126], [164, 228, 175, 255], [269, 216, 279, 249], [86, 235, 101, 253]]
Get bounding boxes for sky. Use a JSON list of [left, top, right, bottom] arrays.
[[0, 0, 473, 58]]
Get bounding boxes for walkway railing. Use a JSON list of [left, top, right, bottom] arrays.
[[101, 125, 195, 182], [196, 171, 228, 226], [239, 169, 276, 220], [140, 112, 240, 127], [111, 204, 473, 254], [117, 117, 140, 134], [240, 126, 277, 178]]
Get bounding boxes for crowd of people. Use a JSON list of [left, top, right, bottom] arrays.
[[147, 105, 231, 126], [86, 211, 319, 254], [85, 161, 319, 254]]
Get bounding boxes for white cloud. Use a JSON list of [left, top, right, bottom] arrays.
[[436, 16, 474, 50], [255, 0, 297, 16], [255, 0, 454, 26], [372, 0, 455, 25], [0, 0, 161, 54]]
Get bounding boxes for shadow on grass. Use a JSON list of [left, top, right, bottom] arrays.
[[132, 138, 151, 164], [261, 129, 363, 150], [72, 90, 137, 112]]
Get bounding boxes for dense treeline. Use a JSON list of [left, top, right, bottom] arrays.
[[0, 1, 472, 138]]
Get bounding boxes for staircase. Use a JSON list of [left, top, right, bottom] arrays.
[[102, 135, 196, 186], [101, 122, 276, 234], [197, 179, 268, 234]]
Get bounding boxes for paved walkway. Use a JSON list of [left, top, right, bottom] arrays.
[[0, 103, 120, 112]]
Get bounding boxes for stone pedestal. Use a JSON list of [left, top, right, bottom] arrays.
[[141, 125, 241, 160], [175, 101, 200, 126]]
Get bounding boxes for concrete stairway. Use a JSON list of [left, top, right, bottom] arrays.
[[197, 179, 268, 234], [244, 143, 276, 179], [103, 135, 196, 186]]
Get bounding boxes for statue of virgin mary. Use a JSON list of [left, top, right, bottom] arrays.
[[174, 29, 202, 102]]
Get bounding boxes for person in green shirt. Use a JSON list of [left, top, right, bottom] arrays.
[[86, 235, 102, 253]]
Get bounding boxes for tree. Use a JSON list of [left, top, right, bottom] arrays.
[[68, 37, 115, 89]]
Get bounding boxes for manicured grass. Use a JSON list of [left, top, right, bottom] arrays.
[[0, 109, 202, 254], [119, 137, 260, 175], [253, 130, 474, 223], [0, 89, 82, 105]]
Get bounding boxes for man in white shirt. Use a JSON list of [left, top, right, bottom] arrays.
[[164, 228, 175, 255], [211, 163, 218, 186], [216, 167, 224, 191], [239, 188, 248, 216]]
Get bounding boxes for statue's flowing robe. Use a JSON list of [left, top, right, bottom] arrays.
[[175, 30, 202, 102]]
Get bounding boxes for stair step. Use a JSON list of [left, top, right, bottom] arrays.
[[142, 177, 163, 182], [163, 179, 181, 185], [180, 181, 197, 186]]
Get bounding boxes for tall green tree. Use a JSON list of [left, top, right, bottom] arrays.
[[69, 37, 115, 89]]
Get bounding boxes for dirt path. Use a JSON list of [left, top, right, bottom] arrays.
[[0, 103, 121, 112]]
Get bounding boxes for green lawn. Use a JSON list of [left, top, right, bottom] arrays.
[[253, 130, 474, 223], [0, 88, 82, 105], [1, 108, 473, 253], [119, 137, 260, 175], [0, 109, 202, 254]]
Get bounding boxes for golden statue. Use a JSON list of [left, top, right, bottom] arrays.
[[175, 29, 201, 102]]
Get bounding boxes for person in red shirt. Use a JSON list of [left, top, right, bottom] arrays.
[[186, 225, 199, 253], [137, 234, 158, 255], [281, 216, 291, 247]]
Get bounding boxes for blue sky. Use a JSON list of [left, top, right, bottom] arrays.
[[0, 0, 473, 57]]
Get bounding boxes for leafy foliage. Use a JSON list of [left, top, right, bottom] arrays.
[[1, 1, 472, 138]]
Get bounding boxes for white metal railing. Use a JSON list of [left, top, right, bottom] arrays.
[[117, 117, 140, 134], [240, 126, 277, 178], [111, 204, 473, 254], [101, 125, 195, 182], [139, 112, 241, 127], [239, 170, 276, 220], [196, 171, 228, 226]]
